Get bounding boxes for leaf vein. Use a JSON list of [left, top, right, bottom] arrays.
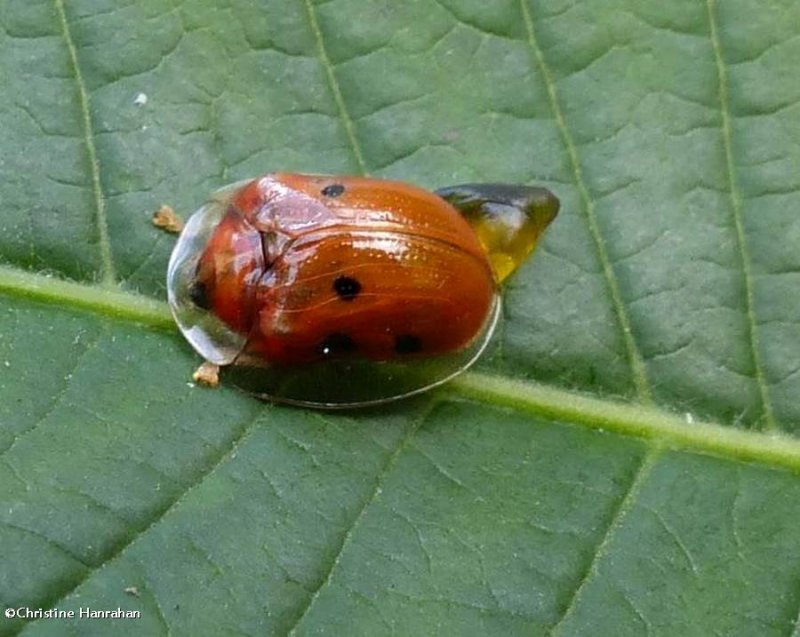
[[520, 0, 651, 402], [284, 399, 439, 635], [1, 521, 90, 570], [16, 407, 268, 635], [650, 507, 699, 575], [3, 266, 800, 471], [549, 450, 658, 635], [705, 0, 776, 431], [54, 0, 116, 286], [301, 0, 368, 175], [0, 329, 105, 459]]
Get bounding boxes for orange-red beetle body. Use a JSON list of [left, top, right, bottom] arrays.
[[167, 173, 558, 407], [197, 174, 495, 364]]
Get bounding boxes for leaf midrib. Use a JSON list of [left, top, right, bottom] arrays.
[[2, 263, 800, 474]]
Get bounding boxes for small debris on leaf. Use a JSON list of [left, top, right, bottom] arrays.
[[152, 204, 184, 234], [192, 362, 220, 388]]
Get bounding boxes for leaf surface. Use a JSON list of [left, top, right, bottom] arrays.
[[1, 0, 800, 635]]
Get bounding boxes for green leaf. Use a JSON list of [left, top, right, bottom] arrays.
[[1, 0, 799, 635]]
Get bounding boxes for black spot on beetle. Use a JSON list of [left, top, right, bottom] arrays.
[[333, 275, 362, 300], [395, 334, 422, 355], [317, 333, 357, 357], [188, 281, 211, 310], [321, 183, 345, 197]]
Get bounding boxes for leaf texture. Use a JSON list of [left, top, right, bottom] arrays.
[[1, 0, 799, 635]]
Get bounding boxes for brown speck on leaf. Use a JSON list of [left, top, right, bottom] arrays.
[[192, 362, 220, 387], [152, 204, 184, 234]]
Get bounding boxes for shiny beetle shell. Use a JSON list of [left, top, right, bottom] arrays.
[[167, 173, 558, 407]]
